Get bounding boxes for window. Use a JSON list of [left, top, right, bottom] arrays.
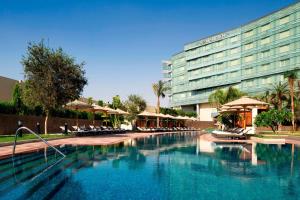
[[215, 51, 224, 58], [279, 45, 289, 53], [244, 30, 254, 38], [279, 59, 289, 67], [261, 50, 270, 58], [261, 37, 271, 45], [279, 30, 290, 39], [217, 62, 225, 71], [205, 45, 211, 50], [244, 55, 254, 63], [230, 48, 239, 55], [230, 59, 239, 66], [244, 68, 254, 75], [244, 43, 254, 50], [279, 16, 289, 25], [191, 70, 199, 75], [178, 75, 184, 80], [261, 63, 270, 71], [203, 66, 211, 73], [215, 40, 224, 47], [230, 71, 238, 78], [261, 23, 271, 32], [230, 36, 238, 43]]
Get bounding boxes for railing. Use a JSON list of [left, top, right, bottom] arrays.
[[12, 126, 66, 158], [12, 126, 66, 182]]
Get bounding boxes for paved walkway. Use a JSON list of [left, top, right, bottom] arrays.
[[0, 131, 190, 158], [202, 133, 300, 145]]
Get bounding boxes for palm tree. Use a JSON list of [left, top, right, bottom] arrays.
[[152, 80, 170, 127], [271, 81, 288, 131], [271, 81, 288, 111], [284, 70, 298, 131], [208, 86, 245, 109], [208, 89, 225, 109]]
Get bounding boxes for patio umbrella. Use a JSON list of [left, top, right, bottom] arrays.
[[164, 114, 175, 127], [138, 111, 158, 128], [90, 104, 110, 125], [115, 108, 129, 115], [223, 96, 268, 128], [65, 100, 93, 127]]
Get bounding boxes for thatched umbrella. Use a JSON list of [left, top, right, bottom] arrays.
[[223, 96, 268, 128], [115, 108, 129, 115], [65, 100, 93, 127], [138, 111, 158, 128]]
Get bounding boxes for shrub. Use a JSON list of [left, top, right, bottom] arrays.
[[255, 109, 292, 133]]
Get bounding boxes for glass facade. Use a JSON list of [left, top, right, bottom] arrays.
[[163, 2, 300, 113]]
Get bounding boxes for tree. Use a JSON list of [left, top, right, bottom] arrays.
[[87, 97, 93, 105], [208, 89, 226, 109], [21, 41, 87, 134], [152, 80, 170, 127], [97, 100, 104, 107], [271, 81, 288, 111], [209, 86, 245, 127], [12, 83, 24, 115], [124, 94, 146, 128], [254, 109, 292, 133], [284, 69, 298, 131], [208, 86, 245, 109], [112, 95, 123, 109]]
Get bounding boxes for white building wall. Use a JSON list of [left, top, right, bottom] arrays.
[[198, 103, 216, 121]]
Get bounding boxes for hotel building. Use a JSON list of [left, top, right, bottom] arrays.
[[163, 2, 300, 121]]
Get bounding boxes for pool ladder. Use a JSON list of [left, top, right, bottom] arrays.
[[12, 127, 66, 182], [12, 126, 66, 158]]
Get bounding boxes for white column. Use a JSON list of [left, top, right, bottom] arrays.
[[196, 104, 200, 120], [252, 107, 258, 134], [251, 142, 257, 166]]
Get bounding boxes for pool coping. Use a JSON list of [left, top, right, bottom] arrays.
[[0, 131, 201, 158]]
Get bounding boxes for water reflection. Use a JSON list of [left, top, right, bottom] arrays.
[[4, 131, 300, 200]]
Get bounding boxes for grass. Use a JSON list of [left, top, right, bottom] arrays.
[[0, 134, 71, 143], [254, 131, 300, 139]]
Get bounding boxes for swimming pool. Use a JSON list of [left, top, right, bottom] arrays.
[[0, 132, 300, 200]]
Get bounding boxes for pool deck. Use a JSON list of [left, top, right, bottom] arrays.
[[201, 133, 300, 145], [0, 131, 197, 158]]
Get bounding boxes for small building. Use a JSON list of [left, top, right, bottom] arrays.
[[0, 76, 18, 102]]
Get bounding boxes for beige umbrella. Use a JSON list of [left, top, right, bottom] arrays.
[[89, 104, 110, 125], [115, 108, 129, 115], [138, 111, 158, 128], [164, 114, 175, 119], [105, 107, 119, 115], [65, 100, 93, 127], [190, 117, 198, 121], [138, 111, 158, 117], [223, 96, 268, 128]]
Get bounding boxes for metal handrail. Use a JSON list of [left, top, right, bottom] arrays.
[[12, 126, 66, 158]]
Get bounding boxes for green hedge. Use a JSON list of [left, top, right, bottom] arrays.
[[160, 107, 197, 117], [0, 101, 103, 120]]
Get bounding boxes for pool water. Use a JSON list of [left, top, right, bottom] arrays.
[[1, 132, 300, 200]]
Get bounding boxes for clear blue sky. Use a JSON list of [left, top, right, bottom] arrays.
[[0, 0, 296, 106]]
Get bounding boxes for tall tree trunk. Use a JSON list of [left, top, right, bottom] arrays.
[[156, 96, 160, 128], [45, 110, 49, 135], [278, 97, 282, 131], [290, 78, 295, 131]]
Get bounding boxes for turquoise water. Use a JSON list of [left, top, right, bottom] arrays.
[[1, 132, 300, 200]]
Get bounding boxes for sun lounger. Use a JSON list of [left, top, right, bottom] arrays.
[[59, 126, 73, 134], [212, 128, 250, 139]]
